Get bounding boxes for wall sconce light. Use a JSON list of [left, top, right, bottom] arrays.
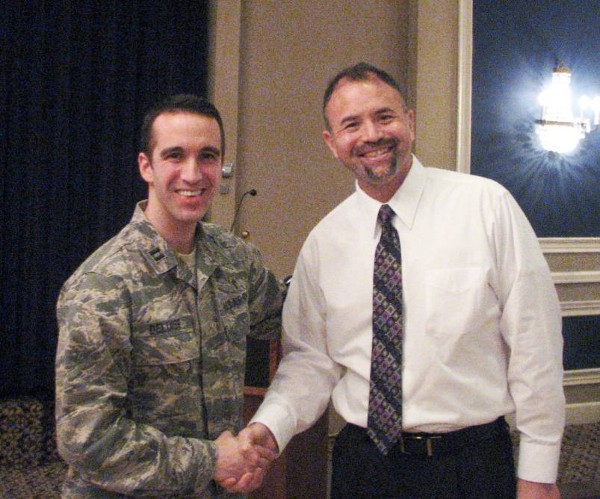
[[535, 64, 600, 153]]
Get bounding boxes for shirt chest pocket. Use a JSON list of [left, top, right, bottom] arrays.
[[132, 316, 199, 365], [424, 267, 490, 340]]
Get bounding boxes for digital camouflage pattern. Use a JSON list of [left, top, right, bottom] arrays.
[[56, 202, 284, 498]]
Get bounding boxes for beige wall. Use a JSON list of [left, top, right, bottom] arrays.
[[411, 0, 459, 170], [240, 0, 416, 277]]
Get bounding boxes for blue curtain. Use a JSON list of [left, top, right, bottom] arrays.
[[0, 1, 210, 399]]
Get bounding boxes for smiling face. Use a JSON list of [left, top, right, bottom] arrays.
[[322, 75, 415, 202], [138, 111, 222, 250]]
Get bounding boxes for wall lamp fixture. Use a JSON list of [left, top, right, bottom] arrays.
[[535, 64, 600, 154]]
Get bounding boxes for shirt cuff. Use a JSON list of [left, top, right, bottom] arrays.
[[250, 399, 297, 453], [517, 439, 561, 483]]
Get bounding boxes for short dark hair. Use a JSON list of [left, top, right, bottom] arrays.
[[322, 62, 405, 129], [139, 94, 225, 157]]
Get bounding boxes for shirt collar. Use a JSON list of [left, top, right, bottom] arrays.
[[355, 155, 426, 238], [130, 201, 202, 289]]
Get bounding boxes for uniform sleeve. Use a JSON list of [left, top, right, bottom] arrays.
[[55, 271, 217, 496], [251, 242, 343, 451], [246, 243, 285, 340], [494, 191, 565, 483]]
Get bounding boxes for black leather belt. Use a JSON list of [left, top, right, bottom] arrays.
[[347, 417, 506, 458], [396, 417, 506, 458]]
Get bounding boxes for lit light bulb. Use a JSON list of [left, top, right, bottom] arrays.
[[537, 125, 580, 153], [535, 65, 599, 153], [593, 97, 600, 126]]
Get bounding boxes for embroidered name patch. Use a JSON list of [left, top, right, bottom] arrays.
[[148, 319, 182, 334]]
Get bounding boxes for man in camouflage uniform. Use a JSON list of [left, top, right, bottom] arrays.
[[56, 94, 283, 497]]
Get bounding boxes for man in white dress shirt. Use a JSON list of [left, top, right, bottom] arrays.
[[242, 63, 564, 498]]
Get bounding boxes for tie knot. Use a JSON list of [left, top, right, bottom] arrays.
[[378, 204, 395, 225]]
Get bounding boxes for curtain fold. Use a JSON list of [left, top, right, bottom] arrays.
[[1, 1, 210, 399]]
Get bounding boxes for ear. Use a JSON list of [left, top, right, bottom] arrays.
[[322, 129, 339, 160], [406, 109, 416, 142], [138, 152, 154, 184]]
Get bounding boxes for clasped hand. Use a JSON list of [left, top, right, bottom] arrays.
[[213, 423, 279, 494]]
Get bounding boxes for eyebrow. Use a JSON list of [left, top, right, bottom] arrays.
[[337, 107, 399, 128], [159, 145, 222, 159], [338, 114, 360, 128], [374, 106, 399, 116], [159, 146, 183, 159], [199, 146, 222, 156]]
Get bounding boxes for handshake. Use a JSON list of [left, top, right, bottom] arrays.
[[213, 423, 278, 494]]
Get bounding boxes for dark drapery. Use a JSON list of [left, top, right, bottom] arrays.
[[1, 1, 210, 399]]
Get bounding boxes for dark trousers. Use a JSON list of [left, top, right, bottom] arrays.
[[331, 419, 516, 498]]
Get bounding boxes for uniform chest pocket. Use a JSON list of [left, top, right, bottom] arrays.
[[132, 316, 199, 365]]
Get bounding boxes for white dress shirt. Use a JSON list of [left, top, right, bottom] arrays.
[[252, 156, 565, 483]]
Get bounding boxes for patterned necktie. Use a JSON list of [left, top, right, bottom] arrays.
[[367, 204, 404, 455]]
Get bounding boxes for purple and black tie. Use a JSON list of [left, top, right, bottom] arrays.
[[367, 204, 404, 455]]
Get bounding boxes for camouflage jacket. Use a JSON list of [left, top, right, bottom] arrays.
[[56, 202, 284, 498]]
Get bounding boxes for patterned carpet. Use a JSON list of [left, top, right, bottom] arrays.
[[0, 422, 598, 498], [0, 460, 65, 498]]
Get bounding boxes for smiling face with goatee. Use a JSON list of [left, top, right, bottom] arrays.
[[322, 75, 415, 203]]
